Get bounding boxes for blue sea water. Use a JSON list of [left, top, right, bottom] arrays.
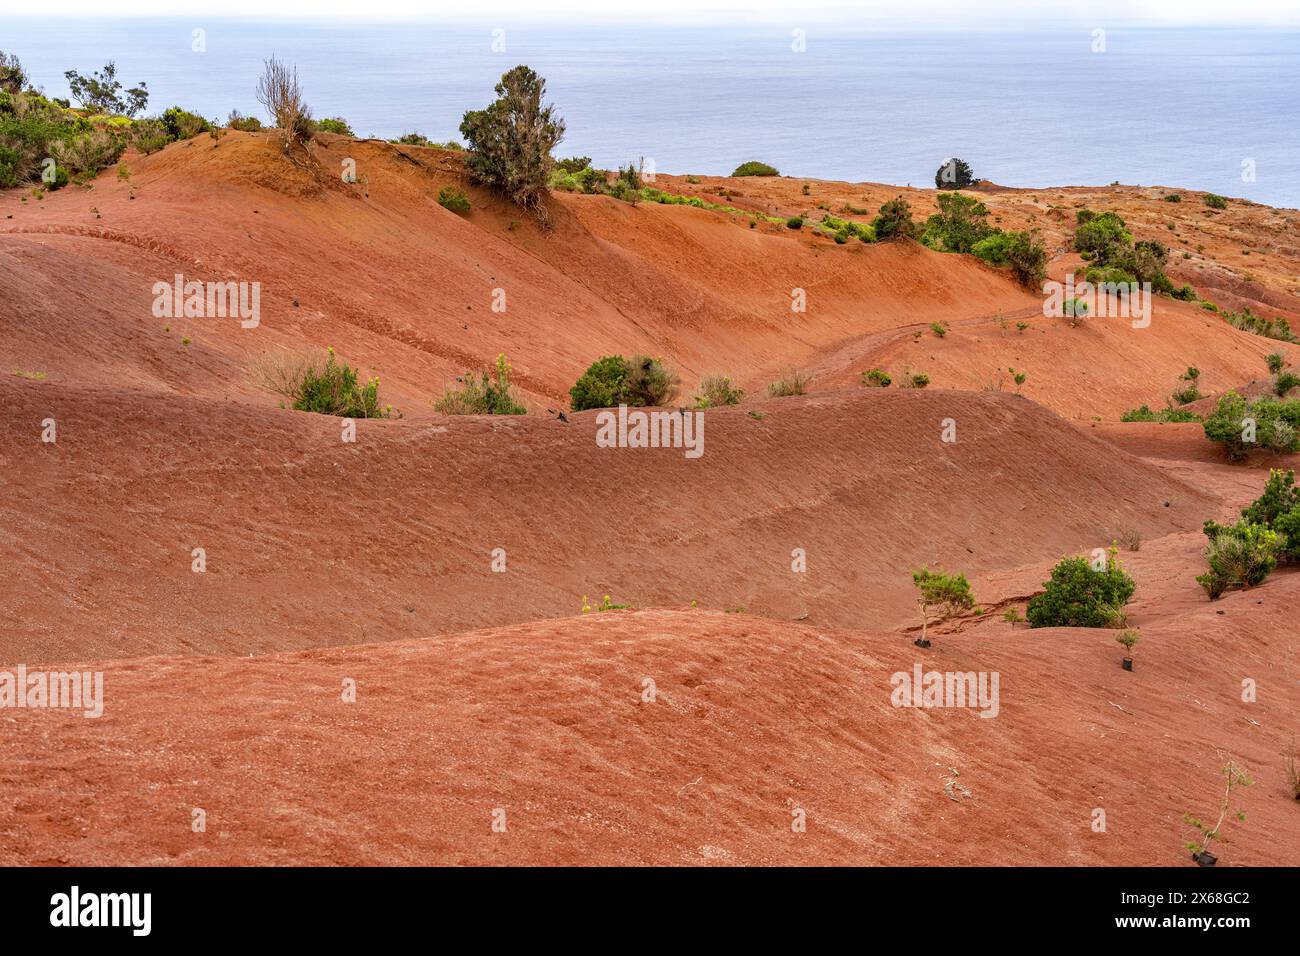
[[4, 17, 1298, 207]]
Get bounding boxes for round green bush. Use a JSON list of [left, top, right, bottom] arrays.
[[1026, 553, 1136, 628], [569, 356, 629, 411], [731, 161, 779, 177]]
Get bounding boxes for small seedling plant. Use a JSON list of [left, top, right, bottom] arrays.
[[1184, 761, 1252, 865]]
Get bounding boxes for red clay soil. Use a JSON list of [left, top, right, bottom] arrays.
[[1, 382, 1210, 662], [1, 134, 1299, 866]]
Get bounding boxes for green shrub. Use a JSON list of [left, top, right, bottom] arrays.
[[1221, 308, 1296, 343], [862, 368, 891, 387], [900, 372, 930, 389], [1073, 210, 1132, 261], [226, 110, 262, 132], [1026, 549, 1136, 628], [731, 160, 779, 177], [1120, 405, 1201, 423], [1203, 391, 1300, 460], [786, 215, 803, 230], [1171, 366, 1201, 405], [0, 95, 97, 186], [434, 353, 526, 414], [693, 374, 744, 408], [820, 213, 875, 243], [872, 197, 917, 240], [553, 155, 590, 173], [460, 65, 565, 214], [1163, 193, 1182, 203], [393, 131, 431, 146], [293, 347, 389, 418], [160, 106, 211, 140], [1275, 371, 1300, 397], [1233, 469, 1300, 564], [971, 230, 1015, 265], [569, 355, 627, 411], [50, 127, 124, 177], [131, 118, 171, 155], [930, 322, 946, 338], [437, 186, 471, 214], [1005, 230, 1048, 288], [921, 191, 991, 253], [314, 116, 354, 136], [1239, 469, 1299, 532], [766, 370, 811, 397], [568, 355, 678, 410], [1197, 521, 1279, 598], [0, 50, 27, 94], [1203, 193, 1228, 209]]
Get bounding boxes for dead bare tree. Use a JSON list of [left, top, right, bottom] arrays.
[[255, 56, 313, 160]]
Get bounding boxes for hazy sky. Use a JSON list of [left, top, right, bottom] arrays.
[[13, 0, 1300, 26]]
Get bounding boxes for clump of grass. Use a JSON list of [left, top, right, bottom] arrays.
[[10, 369, 46, 380], [861, 368, 891, 388], [1115, 527, 1142, 552], [435, 353, 526, 415], [581, 594, 629, 613], [437, 186, 471, 214], [766, 369, 811, 397]]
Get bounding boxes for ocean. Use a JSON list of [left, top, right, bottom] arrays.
[[4, 17, 1298, 207]]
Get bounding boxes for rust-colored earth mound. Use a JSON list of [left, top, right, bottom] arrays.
[[2, 132, 1298, 866]]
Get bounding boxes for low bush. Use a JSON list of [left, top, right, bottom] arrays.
[[1171, 366, 1201, 406], [971, 230, 1015, 265], [862, 368, 891, 387], [871, 197, 917, 240], [820, 213, 875, 243], [1120, 405, 1201, 423], [786, 215, 803, 230], [1196, 521, 1279, 598], [293, 347, 389, 418], [1026, 549, 1136, 628], [434, 353, 526, 414], [1203, 193, 1228, 209], [1221, 307, 1296, 343], [731, 160, 779, 177], [314, 116, 354, 136], [569, 355, 678, 410], [160, 106, 210, 140], [226, 110, 262, 132], [1202, 391, 1300, 460], [1004, 231, 1048, 288]]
